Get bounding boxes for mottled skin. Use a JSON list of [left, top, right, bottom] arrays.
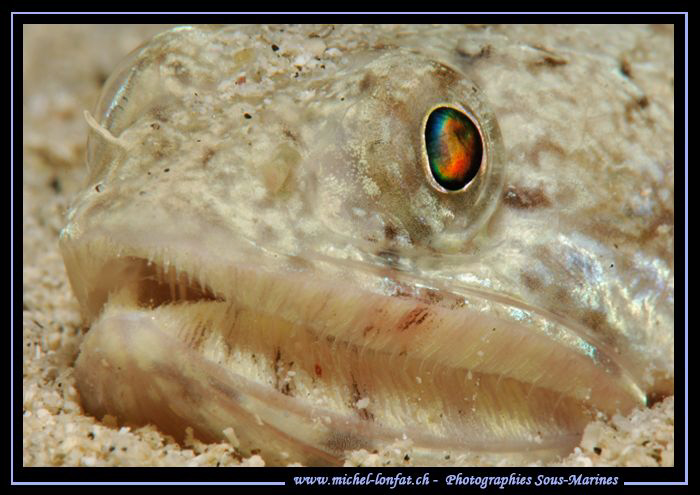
[[60, 25, 674, 466]]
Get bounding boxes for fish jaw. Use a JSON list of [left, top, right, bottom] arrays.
[[61, 228, 647, 466]]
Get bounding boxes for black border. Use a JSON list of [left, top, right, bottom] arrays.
[[13, 11, 687, 493]]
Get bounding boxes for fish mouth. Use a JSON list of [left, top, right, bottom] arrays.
[[60, 233, 647, 466]]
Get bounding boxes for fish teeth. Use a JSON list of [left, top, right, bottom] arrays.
[[168, 265, 177, 302]]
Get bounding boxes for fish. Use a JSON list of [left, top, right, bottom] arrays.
[[59, 24, 674, 466]]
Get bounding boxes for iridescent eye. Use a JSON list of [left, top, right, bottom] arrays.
[[422, 105, 484, 192]]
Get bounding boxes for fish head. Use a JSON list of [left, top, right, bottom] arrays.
[[60, 25, 674, 465]]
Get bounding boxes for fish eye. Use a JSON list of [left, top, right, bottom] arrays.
[[312, 52, 506, 253], [422, 104, 485, 193]]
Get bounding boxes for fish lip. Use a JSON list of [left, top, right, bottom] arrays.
[[61, 232, 648, 459]]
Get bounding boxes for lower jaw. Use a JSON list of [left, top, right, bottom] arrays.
[[71, 257, 644, 466]]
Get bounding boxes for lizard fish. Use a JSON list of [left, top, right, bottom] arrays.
[[59, 24, 674, 466]]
